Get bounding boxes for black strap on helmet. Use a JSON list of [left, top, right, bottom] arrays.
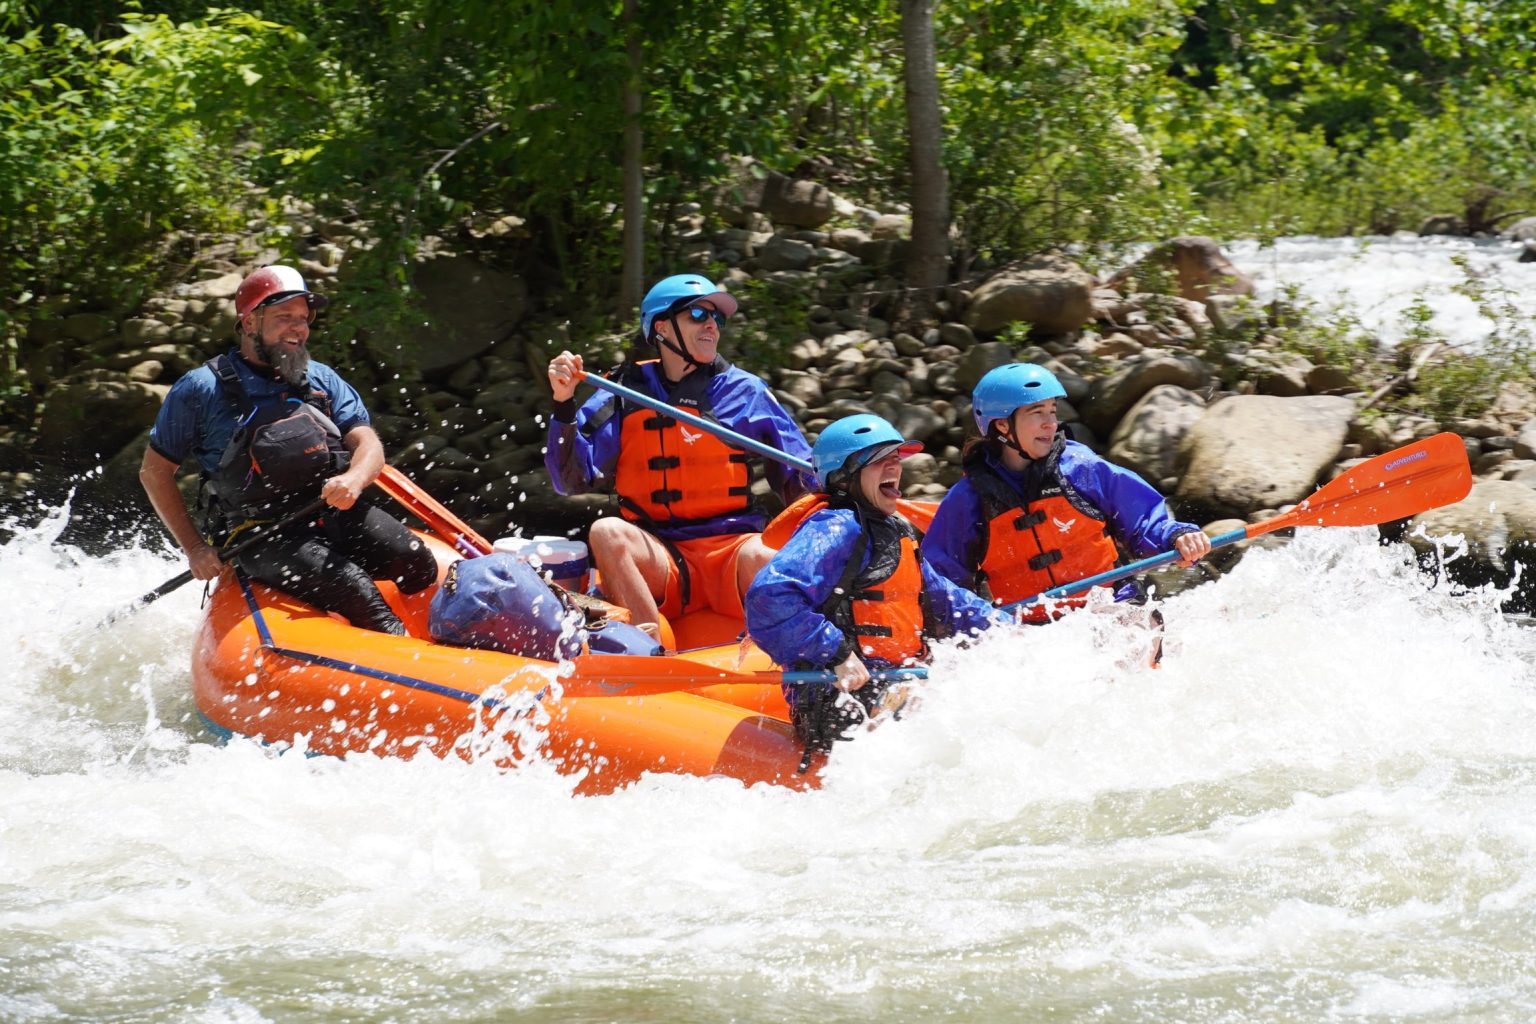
[[652, 303, 709, 370]]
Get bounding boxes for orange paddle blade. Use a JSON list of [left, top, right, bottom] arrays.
[[1252, 431, 1472, 539], [375, 464, 493, 556]]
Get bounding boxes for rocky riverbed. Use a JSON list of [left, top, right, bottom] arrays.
[[7, 165, 1536, 608]]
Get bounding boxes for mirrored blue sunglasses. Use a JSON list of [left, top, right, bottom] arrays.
[[685, 305, 727, 327]]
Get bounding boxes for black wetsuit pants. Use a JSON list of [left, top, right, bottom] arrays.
[[235, 502, 437, 635]]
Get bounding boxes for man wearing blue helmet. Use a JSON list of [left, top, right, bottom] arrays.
[[545, 273, 814, 638], [746, 414, 1002, 769], [924, 363, 1210, 620]]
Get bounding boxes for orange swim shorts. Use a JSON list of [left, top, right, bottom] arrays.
[[658, 532, 757, 620]]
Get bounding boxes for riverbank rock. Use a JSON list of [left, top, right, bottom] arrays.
[[36, 373, 168, 459], [1080, 354, 1212, 436], [1110, 236, 1255, 303], [1408, 478, 1536, 612], [965, 255, 1096, 335], [1176, 395, 1355, 516], [1107, 385, 1207, 489], [409, 255, 529, 375], [1412, 479, 1536, 571]]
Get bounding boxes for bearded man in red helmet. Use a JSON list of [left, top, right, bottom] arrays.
[[139, 265, 437, 634]]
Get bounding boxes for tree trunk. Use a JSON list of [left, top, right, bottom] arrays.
[[901, 0, 949, 324], [619, 0, 645, 317]]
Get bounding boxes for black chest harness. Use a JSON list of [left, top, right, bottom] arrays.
[[203, 353, 351, 523]]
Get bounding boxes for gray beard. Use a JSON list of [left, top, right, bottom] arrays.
[[261, 340, 310, 387]]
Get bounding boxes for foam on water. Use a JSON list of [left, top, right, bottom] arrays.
[[1230, 235, 1536, 350], [7, 503, 1536, 1022]]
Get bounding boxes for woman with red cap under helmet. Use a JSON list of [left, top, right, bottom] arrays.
[[140, 265, 436, 634], [746, 414, 1004, 769], [545, 273, 814, 639], [923, 363, 1210, 621]]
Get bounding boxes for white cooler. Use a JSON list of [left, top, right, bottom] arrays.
[[492, 536, 591, 593]]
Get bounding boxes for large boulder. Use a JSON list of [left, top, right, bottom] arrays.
[[1501, 216, 1536, 242], [712, 158, 838, 229], [36, 372, 169, 459], [1107, 385, 1207, 488], [1411, 479, 1536, 571], [1080, 353, 1212, 436], [1408, 479, 1536, 613], [174, 271, 244, 303], [1176, 394, 1355, 516], [409, 255, 528, 375], [762, 179, 837, 229], [1112, 236, 1255, 303], [965, 255, 1096, 335]]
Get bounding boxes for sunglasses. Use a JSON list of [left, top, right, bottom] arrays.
[[684, 305, 727, 327]]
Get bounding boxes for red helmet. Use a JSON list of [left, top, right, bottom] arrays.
[[234, 265, 329, 318]]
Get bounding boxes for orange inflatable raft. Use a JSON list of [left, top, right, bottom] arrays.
[[191, 533, 813, 794]]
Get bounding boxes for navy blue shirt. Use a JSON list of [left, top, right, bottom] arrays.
[[148, 352, 370, 475]]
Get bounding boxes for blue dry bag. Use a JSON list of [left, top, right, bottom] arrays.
[[429, 554, 661, 659]]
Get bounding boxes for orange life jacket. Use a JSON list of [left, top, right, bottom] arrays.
[[609, 361, 753, 526], [967, 440, 1119, 608], [822, 510, 936, 666]]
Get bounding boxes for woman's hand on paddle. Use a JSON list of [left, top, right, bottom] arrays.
[[1173, 528, 1212, 567], [833, 650, 871, 692], [548, 351, 585, 402], [186, 540, 223, 581]]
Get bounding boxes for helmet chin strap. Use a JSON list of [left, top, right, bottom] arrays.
[[655, 312, 708, 372], [829, 460, 882, 512], [990, 416, 1032, 460]]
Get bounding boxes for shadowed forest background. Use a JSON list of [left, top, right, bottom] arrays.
[[2, 0, 1534, 440]]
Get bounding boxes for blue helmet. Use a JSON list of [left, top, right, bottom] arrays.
[[971, 363, 1067, 433], [811, 414, 922, 490], [640, 274, 740, 339]]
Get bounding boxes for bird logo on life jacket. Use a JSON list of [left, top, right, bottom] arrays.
[[1053, 515, 1076, 533], [680, 426, 703, 445]]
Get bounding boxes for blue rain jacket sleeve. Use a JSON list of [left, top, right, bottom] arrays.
[[544, 388, 621, 496], [745, 508, 862, 670], [1058, 441, 1200, 557], [746, 508, 1005, 672], [543, 364, 816, 535], [921, 558, 1007, 639], [921, 477, 987, 591]]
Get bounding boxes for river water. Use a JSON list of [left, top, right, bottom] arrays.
[[1231, 234, 1536, 350], [7, 236, 1536, 1022]]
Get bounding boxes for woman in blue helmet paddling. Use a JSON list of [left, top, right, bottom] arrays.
[[545, 274, 815, 640], [746, 414, 1005, 769], [923, 363, 1211, 622]]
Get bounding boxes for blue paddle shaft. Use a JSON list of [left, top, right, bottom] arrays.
[[780, 667, 929, 685], [582, 372, 815, 474], [1003, 526, 1249, 615]]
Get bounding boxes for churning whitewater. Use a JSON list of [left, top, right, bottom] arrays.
[[6, 493, 1536, 1023]]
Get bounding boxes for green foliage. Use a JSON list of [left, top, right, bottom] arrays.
[[1265, 284, 1382, 372], [941, 0, 1193, 259], [1159, 0, 1536, 234], [4, 0, 1536, 427], [1411, 257, 1536, 420], [0, 10, 329, 415]]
